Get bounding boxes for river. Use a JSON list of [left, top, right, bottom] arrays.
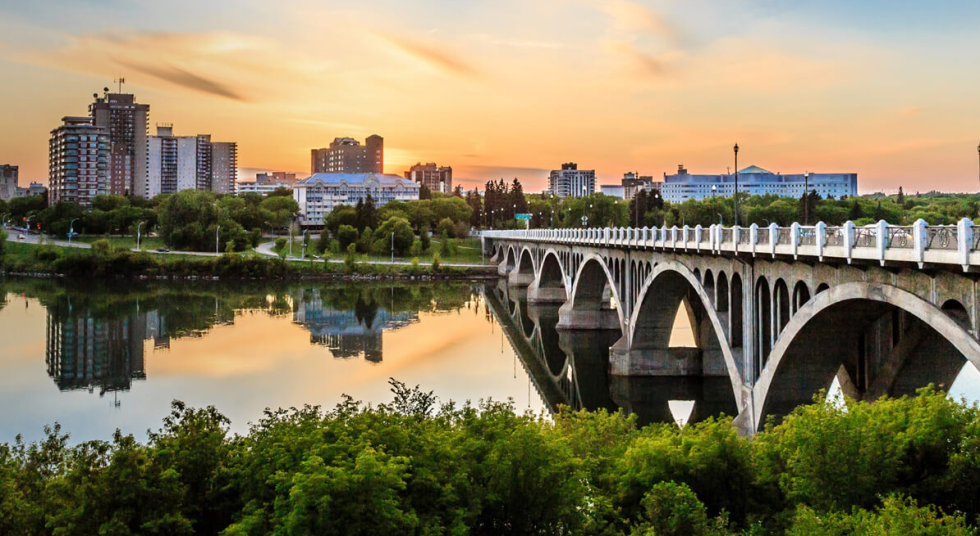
[[1, 277, 978, 443]]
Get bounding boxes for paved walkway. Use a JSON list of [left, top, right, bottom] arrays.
[[252, 241, 491, 268]]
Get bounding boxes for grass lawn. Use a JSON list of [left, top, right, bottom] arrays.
[[268, 236, 486, 264], [71, 235, 167, 251]]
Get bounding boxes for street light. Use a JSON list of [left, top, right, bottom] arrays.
[[711, 185, 717, 198], [68, 218, 79, 246], [733, 143, 739, 228], [803, 170, 810, 225], [135, 221, 144, 250], [390, 232, 394, 263], [215, 225, 221, 255], [301, 229, 308, 259]]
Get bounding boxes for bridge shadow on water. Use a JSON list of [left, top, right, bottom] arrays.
[[484, 280, 739, 427]]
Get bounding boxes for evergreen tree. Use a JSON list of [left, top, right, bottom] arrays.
[[419, 184, 432, 200]]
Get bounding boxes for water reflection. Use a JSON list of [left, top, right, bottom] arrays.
[[3, 276, 978, 444]]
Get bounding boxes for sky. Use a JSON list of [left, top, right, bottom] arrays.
[[1, 0, 979, 194]]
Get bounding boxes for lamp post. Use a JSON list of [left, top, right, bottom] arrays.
[[733, 143, 739, 228], [135, 221, 143, 250], [25, 215, 33, 237], [390, 232, 394, 263], [803, 170, 810, 226], [215, 225, 221, 255], [301, 230, 308, 259], [711, 185, 716, 198], [68, 218, 79, 246], [717, 213, 723, 226]]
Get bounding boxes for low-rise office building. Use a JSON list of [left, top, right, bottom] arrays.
[[0, 165, 17, 201], [621, 172, 659, 200], [404, 162, 452, 194], [237, 181, 292, 197], [660, 165, 858, 203], [292, 172, 420, 227]]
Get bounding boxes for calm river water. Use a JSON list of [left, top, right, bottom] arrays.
[[1, 277, 979, 443]]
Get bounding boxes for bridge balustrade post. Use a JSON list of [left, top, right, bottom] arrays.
[[843, 221, 856, 263], [682, 225, 690, 251], [642, 226, 650, 247], [815, 222, 827, 261], [790, 222, 800, 259], [769, 223, 778, 257], [913, 219, 927, 268], [749, 224, 759, 257], [695, 224, 703, 251], [958, 218, 974, 271], [670, 226, 677, 250], [733, 225, 740, 254], [875, 220, 889, 265]]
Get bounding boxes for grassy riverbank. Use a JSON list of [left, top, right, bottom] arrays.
[[0, 241, 494, 279], [0, 385, 977, 535]]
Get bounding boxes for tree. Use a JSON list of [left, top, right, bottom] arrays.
[[375, 217, 415, 256], [324, 205, 358, 238], [355, 195, 378, 232], [260, 195, 299, 233], [419, 184, 432, 200], [337, 225, 358, 251]]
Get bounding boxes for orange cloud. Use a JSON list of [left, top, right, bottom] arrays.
[[376, 34, 479, 78]]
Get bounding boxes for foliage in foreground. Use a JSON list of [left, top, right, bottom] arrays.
[[0, 385, 978, 535]]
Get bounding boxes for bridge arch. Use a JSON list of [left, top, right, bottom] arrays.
[[528, 249, 571, 303], [754, 282, 980, 430], [627, 260, 744, 411], [559, 253, 627, 333]]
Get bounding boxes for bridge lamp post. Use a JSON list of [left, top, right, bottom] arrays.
[[733, 143, 739, 228], [803, 170, 810, 226], [716, 213, 723, 226]]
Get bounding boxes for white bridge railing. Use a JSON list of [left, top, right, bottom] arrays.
[[483, 218, 980, 271]]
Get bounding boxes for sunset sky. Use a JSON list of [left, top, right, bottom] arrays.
[[1, 0, 979, 193]]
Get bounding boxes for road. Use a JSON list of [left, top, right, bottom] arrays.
[[5, 233, 223, 257]]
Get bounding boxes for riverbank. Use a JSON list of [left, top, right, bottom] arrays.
[[0, 241, 497, 280], [0, 386, 976, 535]]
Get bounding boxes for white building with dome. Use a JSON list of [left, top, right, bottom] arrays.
[[660, 164, 857, 203]]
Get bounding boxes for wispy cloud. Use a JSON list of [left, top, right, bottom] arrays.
[[114, 58, 244, 101], [599, 0, 686, 46], [376, 34, 478, 78]]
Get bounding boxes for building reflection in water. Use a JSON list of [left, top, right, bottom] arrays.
[[483, 281, 739, 427], [45, 302, 161, 398], [293, 288, 418, 362]]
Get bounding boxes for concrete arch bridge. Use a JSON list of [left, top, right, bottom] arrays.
[[482, 220, 980, 433]]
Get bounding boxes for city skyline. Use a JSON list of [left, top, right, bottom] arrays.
[[1, 1, 980, 194]]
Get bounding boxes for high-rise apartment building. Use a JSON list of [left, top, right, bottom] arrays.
[[48, 117, 110, 207], [147, 125, 236, 197], [0, 164, 17, 201], [311, 135, 383, 174], [211, 142, 238, 194], [548, 162, 595, 198], [404, 162, 452, 194], [89, 90, 149, 197]]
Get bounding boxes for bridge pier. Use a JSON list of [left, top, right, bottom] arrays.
[[508, 270, 534, 286], [526, 279, 567, 304], [609, 341, 728, 377], [556, 301, 621, 331]]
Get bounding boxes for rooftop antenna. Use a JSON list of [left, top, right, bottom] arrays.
[[114, 76, 126, 93]]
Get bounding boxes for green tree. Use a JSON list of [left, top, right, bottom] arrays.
[[337, 225, 358, 251]]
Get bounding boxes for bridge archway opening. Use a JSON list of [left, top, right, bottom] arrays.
[[518, 249, 534, 274], [538, 253, 565, 290], [942, 299, 970, 331], [703, 270, 715, 306], [775, 279, 790, 334], [793, 281, 811, 314], [717, 271, 729, 313], [758, 285, 980, 428], [816, 282, 830, 294], [505, 246, 517, 272], [628, 267, 739, 425], [754, 278, 772, 377], [562, 257, 624, 332], [730, 273, 743, 348], [693, 268, 701, 283]]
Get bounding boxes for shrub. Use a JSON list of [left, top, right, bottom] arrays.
[[436, 217, 456, 239], [337, 225, 358, 251]]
